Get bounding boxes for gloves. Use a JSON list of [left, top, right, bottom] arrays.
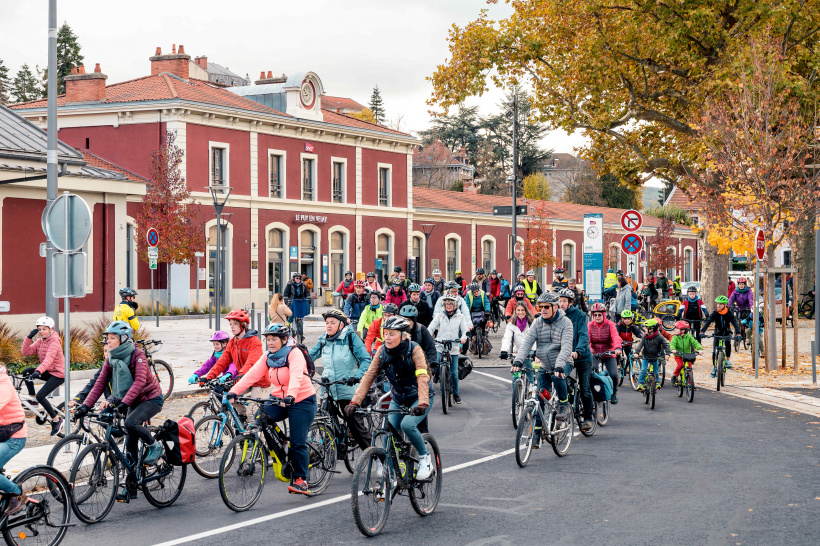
[[411, 404, 428, 416], [553, 366, 565, 376], [107, 396, 122, 407], [73, 404, 89, 420], [27, 328, 39, 340], [219, 373, 232, 384], [29, 371, 41, 381], [187, 374, 199, 385], [346, 376, 360, 386], [282, 396, 295, 406], [499, 351, 508, 360], [344, 403, 359, 418], [116, 402, 129, 414]]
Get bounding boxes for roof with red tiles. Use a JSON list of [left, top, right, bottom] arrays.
[[320, 108, 409, 136], [664, 186, 706, 211], [321, 95, 365, 112], [79, 150, 147, 182]]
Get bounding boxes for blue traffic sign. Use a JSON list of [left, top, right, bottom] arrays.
[[621, 233, 643, 255], [147, 227, 159, 247]]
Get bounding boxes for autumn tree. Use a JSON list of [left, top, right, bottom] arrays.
[[561, 168, 606, 207], [647, 219, 677, 274], [349, 107, 378, 124], [522, 172, 552, 201], [521, 202, 557, 272]]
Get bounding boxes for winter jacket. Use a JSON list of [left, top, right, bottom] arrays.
[[309, 326, 372, 400], [501, 319, 530, 356], [352, 337, 430, 407], [409, 323, 438, 365], [727, 287, 754, 310], [334, 278, 356, 296], [635, 331, 671, 361], [489, 277, 501, 298], [268, 299, 292, 325], [194, 351, 237, 379], [434, 295, 473, 327], [701, 308, 740, 336], [669, 332, 702, 355], [514, 310, 574, 373], [0, 368, 27, 438], [113, 300, 140, 331], [613, 284, 633, 314], [21, 331, 65, 378], [365, 318, 386, 355], [588, 319, 623, 355], [465, 290, 491, 313], [572, 288, 589, 313], [365, 280, 382, 293], [384, 288, 408, 306], [344, 293, 369, 321], [505, 297, 536, 320], [499, 279, 511, 298], [358, 305, 383, 335], [656, 276, 670, 295], [420, 289, 440, 313], [679, 296, 707, 321], [232, 344, 315, 404], [405, 298, 433, 327], [432, 278, 445, 294], [617, 322, 643, 343], [564, 305, 592, 362], [551, 278, 569, 291], [204, 329, 267, 387], [428, 309, 471, 352], [283, 281, 310, 300], [471, 276, 492, 295], [83, 346, 162, 407], [728, 281, 736, 298]]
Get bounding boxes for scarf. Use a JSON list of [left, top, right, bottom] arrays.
[[541, 311, 560, 324], [266, 344, 294, 368], [343, 278, 353, 288], [515, 316, 528, 332], [735, 286, 749, 294], [370, 303, 381, 311], [213, 350, 224, 360], [326, 326, 346, 342], [717, 307, 728, 315], [386, 337, 410, 357], [109, 342, 136, 400], [645, 330, 659, 339]]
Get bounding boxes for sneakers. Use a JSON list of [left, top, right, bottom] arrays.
[[656, 382, 662, 390], [611, 393, 618, 405], [416, 454, 434, 480], [637, 383, 645, 392], [710, 367, 717, 378], [50, 418, 63, 436], [2, 492, 27, 515], [288, 478, 311, 495], [116, 487, 138, 502], [143, 442, 164, 466], [672, 375, 680, 387], [556, 403, 570, 421], [580, 419, 593, 432], [725, 360, 733, 369], [453, 394, 462, 404]]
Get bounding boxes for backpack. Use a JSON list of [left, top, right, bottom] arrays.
[[590, 371, 613, 402], [158, 417, 195, 465], [292, 344, 317, 377]]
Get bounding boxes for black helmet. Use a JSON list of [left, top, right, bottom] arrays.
[[292, 272, 302, 279], [345, 270, 353, 276], [399, 305, 418, 320], [393, 266, 402, 273], [366, 271, 375, 278], [468, 282, 480, 292], [382, 316, 411, 332], [537, 292, 560, 305], [491, 269, 498, 275], [424, 277, 435, 284], [119, 287, 137, 299], [444, 281, 460, 290], [476, 267, 486, 275], [382, 303, 399, 315]]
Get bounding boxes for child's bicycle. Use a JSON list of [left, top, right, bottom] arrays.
[[9, 373, 67, 434], [671, 351, 697, 403], [616, 342, 634, 387], [703, 334, 734, 391], [0, 464, 73, 546], [634, 353, 662, 410], [185, 374, 236, 424]]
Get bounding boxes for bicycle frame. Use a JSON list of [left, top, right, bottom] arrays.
[[361, 406, 424, 494], [10, 373, 65, 424]]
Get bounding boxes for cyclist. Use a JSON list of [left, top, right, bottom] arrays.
[[343, 280, 369, 330], [551, 267, 569, 290], [20, 316, 65, 435], [512, 292, 573, 422], [498, 273, 511, 306], [727, 276, 754, 324], [385, 278, 408, 306], [284, 273, 310, 334], [334, 270, 356, 299], [71, 343, 112, 408], [500, 301, 535, 362], [230, 323, 317, 495], [588, 302, 622, 404], [365, 271, 382, 293], [428, 295, 470, 404], [656, 270, 670, 299], [202, 310, 267, 421], [113, 287, 140, 331], [431, 268, 445, 294], [567, 277, 589, 314], [678, 285, 707, 341], [454, 269, 467, 294], [645, 275, 659, 307], [556, 289, 596, 418], [74, 321, 164, 500], [358, 290, 384, 337], [472, 267, 492, 294], [397, 271, 412, 293], [616, 310, 643, 365], [365, 303, 399, 355], [464, 282, 491, 355], [399, 305, 438, 368], [309, 310, 373, 457], [670, 320, 704, 386], [188, 331, 236, 385], [505, 284, 536, 321], [434, 281, 473, 323], [405, 283, 433, 326], [700, 295, 741, 378], [346, 316, 435, 480], [672, 275, 682, 299], [388, 266, 402, 285], [421, 277, 441, 313], [0, 364, 28, 515], [603, 269, 618, 303], [633, 319, 671, 392], [728, 277, 736, 298], [522, 270, 542, 304], [488, 269, 501, 301]]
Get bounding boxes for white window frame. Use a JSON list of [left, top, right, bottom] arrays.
[[328, 226, 351, 287], [330, 156, 347, 204], [683, 246, 694, 282], [206, 218, 234, 305], [209, 141, 230, 188], [480, 235, 496, 272], [377, 163, 392, 207], [268, 149, 287, 199], [445, 233, 462, 280], [561, 240, 576, 277], [265, 222, 290, 296], [300, 152, 318, 202], [375, 228, 395, 277]]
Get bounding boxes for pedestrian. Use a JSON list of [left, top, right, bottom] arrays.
[[268, 293, 292, 324], [612, 277, 633, 321]]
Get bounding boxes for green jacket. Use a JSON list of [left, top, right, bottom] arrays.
[[670, 332, 703, 354], [309, 326, 372, 400], [358, 305, 383, 335]]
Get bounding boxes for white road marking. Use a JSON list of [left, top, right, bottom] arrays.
[[473, 369, 513, 384]]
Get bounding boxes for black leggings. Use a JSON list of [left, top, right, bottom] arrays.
[[124, 400, 163, 461], [712, 339, 732, 362], [600, 356, 619, 394], [23, 369, 64, 419]]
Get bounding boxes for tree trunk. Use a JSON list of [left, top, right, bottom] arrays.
[[699, 230, 730, 311], [794, 217, 815, 294]]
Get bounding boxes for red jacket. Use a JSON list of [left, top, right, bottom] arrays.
[[83, 347, 162, 407], [335, 279, 356, 296], [385, 288, 407, 306], [205, 330, 268, 387], [365, 318, 385, 355], [489, 277, 501, 298], [588, 319, 622, 355]]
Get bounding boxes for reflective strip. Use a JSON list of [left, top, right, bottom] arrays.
[[415, 369, 428, 377]]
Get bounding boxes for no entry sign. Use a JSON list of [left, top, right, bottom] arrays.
[[620, 209, 643, 232], [621, 233, 643, 255], [146, 227, 159, 247], [755, 229, 765, 260]]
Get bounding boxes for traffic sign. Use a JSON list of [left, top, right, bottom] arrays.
[[627, 254, 638, 277], [43, 192, 92, 252], [147, 246, 158, 259], [620, 209, 643, 232], [621, 233, 643, 255], [149, 258, 158, 270], [493, 205, 528, 216], [640, 248, 646, 261], [146, 227, 159, 247], [755, 229, 765, 260], [514, 242, 523, 260], [52, 252, 87, 298]]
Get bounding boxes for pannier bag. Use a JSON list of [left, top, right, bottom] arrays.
[[590, 371, 613, 402], [159, 416, 196, 465]]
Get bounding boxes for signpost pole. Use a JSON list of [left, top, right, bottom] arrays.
[[815, 216, 819, 384], [511, 88, 519, 280], [62, 197, 71, 438], [196, 255, 200, 307], [753, 258, 760, 377], [45, 0, 59, 329], [215, 212, 221, 326]]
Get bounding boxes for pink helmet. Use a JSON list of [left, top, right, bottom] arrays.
[[737, 277, 747, 284], [209, 330, 230, 342], [674, 320, 690, 330]]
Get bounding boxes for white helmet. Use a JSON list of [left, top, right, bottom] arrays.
[[526, 270, 535, 276], [36, 316, 55, 328], [432, 269, 442, 276]]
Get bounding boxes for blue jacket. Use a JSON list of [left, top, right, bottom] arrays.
[[564, 305, 592, 363], [344, 293, 369, 321], [309, 326, 372, 400], [465, 291, 491, 313], [499, 279, 511, 298]]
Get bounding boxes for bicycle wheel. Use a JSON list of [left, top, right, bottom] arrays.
[[476, 329, 484, 359], [551, 407, 574, 457], [343, 413, 372, 474], [676, 373, 684, 397], [716, 352, 724, 392], [686, 370, 695, 403], [596, 400, 610, 427], [580, 404, 596, 437], [658, 359, 666, 388], [2, 465, 71, 546], [47, 433, 88, 475], [218, 433, 267, 512], [142, 448, 187, 508], [187, 400, 215, 423], [192, 416, 234, 478], [630, 360, 641, 391], [515, 408, 536, 467], [650, 379, 656, 410], [617, 357, 625, 386], [661, 314, 676, 331], [306, 421, 337, 495], [152, 359, 174, 400], [742, 330, 749, 350], [511, 378, 524, 429], [351, 447, 390, 537], [440, 364, 449, 415], [69, 443, 118, 524], [409, 434, 442, 516]]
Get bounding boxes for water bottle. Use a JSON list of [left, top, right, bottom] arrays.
[[538, 388, 552, 402]]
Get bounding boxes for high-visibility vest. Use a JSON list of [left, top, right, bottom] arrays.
[[522, 279, 539, 302], [603, 273, 618, 289]]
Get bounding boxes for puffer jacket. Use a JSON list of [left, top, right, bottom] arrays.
[[0, 368, 27, 438], [21, 331, 65, 378], [204, 329, 266, 386], [384, 288, 407, 306], [564, 305, 591, 362], [501, 319, 530, 356], [613, 284, 633, 314], [83, 346, 162, 407], [434, 295, 473, 326], [232, 344, 316, 403], [309, 326, 372, 400], [727, 287, 754, 310], [588, 319, 622, 355], [428, 309, 471, 352], [193, 351, 237, 378], [514, 310, 574, 373], [358, 304, 383, 335], [344, 293, 369, 321]]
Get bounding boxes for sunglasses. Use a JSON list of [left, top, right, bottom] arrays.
[[592, 313, 604, 317], [538, 305, 552, 310]]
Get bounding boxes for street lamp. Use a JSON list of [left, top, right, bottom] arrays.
[[421, 223, 435, 280], [209, 185, 232, 326]]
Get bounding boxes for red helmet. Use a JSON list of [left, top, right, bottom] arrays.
[[225, 309, 250, 325], [591, 302, 606, 314], [674, 320, 690, 330], [354, 280, 366, 287], [737, 277, 747, 284]]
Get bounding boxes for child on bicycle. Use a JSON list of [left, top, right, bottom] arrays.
[[20, 316, 65, 436], [633, 319, 670, 391], [187, 331, 237, 385], [365, 303, 399, 355], [670, 320, 704, 386], [0, 365, 28, 515], [616, 310, 643, 362], [699, 295, 740, 377]]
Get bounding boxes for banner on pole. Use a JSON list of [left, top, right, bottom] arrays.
[[583, 213, 604, 300]]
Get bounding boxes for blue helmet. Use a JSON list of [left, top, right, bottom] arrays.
[[263, 323, 290, 338], [103, 321, 133, 344]]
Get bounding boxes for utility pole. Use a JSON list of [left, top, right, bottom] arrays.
[[511, 88, 519, 279], [45, 0, 59, 327]]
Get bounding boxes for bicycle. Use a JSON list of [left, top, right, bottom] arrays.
[[731, 306, 750, 352], [0, 464, 72, 546], [314, 377, 375, 474], [511, 353, 536, 429], [135, 340, 173, 400], [703, 334, 733, 391], [635, 354, 662, 410], [191, 380, 253, 479], [799, 291, 814, 318], [437, 340, 459, 414], [47, 405, 124, 476], [515, 376, 574, 465], [350, 405, 442, 537], [469, 315, 489, 359], [68, 410, 186, 524], [288, 298, 310, 344], [671, 351, 696, 403], [591, 351, 614, 426], [617, 341, 634, 387], [489, 298, 503, 333], [566, 370, 597, 437], [217, 395, 336, 512], [9, 373, 66, 433], [185, 375, 236, 424], [629, 353, 642, 391]]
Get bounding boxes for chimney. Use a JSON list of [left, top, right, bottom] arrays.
[[195, 56, 208, 69], [462, 180, 478, 194], [65, 64, 107, 103], [150, 44, 191, 79], [254, 71, 288, 85]]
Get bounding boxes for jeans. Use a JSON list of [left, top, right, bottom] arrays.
[[386, 398, 431, 456], [512, 359, 534, 395], [124, 398, 163, 462], [0, 438, 26, 494], [639, 359, 661, 385], [564, 360, 594, 420], [23, 369, 65, 419], [535, 370, 568, 425], [262, 395, 317, 480], [600, 356, 619, 394], [337, 399, 372, 450], [438, 350, 461, 395]]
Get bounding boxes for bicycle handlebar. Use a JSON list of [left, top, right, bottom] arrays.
[[355, 405, 411, 416], [312, 378, 350, 387]]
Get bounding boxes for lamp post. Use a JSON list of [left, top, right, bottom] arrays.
[[421, 223, 435, 280], [209, 186, 232, 326], [506, 88, 521, 279]]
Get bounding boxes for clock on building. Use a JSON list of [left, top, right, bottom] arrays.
[[300, 81, 315, 109], [586, 225, 600, 238]]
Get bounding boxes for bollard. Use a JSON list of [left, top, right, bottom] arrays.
[[251, 302, 256, 331], [155, 301, 159, 327], [209, 300, 213, 330], [257, 312, 262, 332]]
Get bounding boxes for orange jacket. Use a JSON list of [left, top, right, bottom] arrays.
[[365, 318, 385, 355], [505, 297, 536, 320], [205, 329, 268, 387]]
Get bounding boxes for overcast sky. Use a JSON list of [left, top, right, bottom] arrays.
[[0, 0, 594, 155]]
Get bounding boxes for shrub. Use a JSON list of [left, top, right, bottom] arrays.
[[0, 322, 22, 365], [85, 316, 150, 365]]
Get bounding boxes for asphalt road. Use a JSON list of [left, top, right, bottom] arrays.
[[58, 331, 820, 546]]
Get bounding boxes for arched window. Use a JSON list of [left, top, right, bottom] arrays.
[[330, 230, 346, 289], [267, 228, 285, 296], [684, 248, 693, 282], [299, 228, 319, 282], [608, 244, 620, 272], [377, 233, 392, 285], [446, 237, 460, 280], [207, 220, 233, 305], [562, 242, 575, 277], [411, 236, 423, 282], [482, 239, 494, 271]]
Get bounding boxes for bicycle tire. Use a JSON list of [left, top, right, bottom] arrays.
[[351, 447, 390, 537], [742, 331, 749, 350], [658, 359, 666, 388], [676, 374, 684, 397], [650, 379, 656, 410], [186, 400, 215, 423], [630, 360, 641, 391], [192, 416, 235, 479], [306, 422, 336, 495], [68, 442, 118, 524], [596, 400, 610, 427], [218, 433, 267, 512], [617, 356, 625, 387], [515, 408, 536, 467], [47, 433, 87, 474], [409, 434, 442, 517], [512, 378, 524, 429], [2, 465, 71, 546], [440, 363, 449, 415], [142, 452, 186, 508], [551, 407, 573, 457], [476, 329, 484, 360], [580, 404, 596, 437], [661, 314, 676, 331], [152, 359, 174, 400], [716, 351, 724, 392], [686, 370, 695, 403]]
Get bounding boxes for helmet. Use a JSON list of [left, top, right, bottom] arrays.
[[321, 309, 349, 325], [558, 288, 575, 301], [590, 302, 606, 314], [513, 284, 526, 294], [657, 270, 665, 275], [209, 330, 230, 342], [674, 320, 690, 330], [675, 275, 680, 280], [394, 266, 402, 273], [432, 269, 442, 276], [607, 268, 613, 273], [715, 295, 729, 304], [369, 290, 382, 299], [225, 309, 250, 325], [687, 285, 697, 292], [366, 271, 375, 278], [620, 310, 633, 319], [345, 270, 353, 276], [645, 318, 659, 331], [382, 316, 411, 332], [291, 272, 302, 279], [468, 282, 480, 292], [399, 305, 418, 319], [491, 269, 498, 275], [536, 292, 559, 305], [526, 270, 535, 276], [408, 283, 421, 293], [424, 277, 435, 285], [737, 277, 748, 284], [263, 323, 290, 338], [103, 321, 133, 343], [444, 281, 459, 290], [119, 287, 137, 299], [616, 270, 624, 275], [354, 280, 366, 287], [554, 268, 565, 275], [35, 316, 55, 328], [476, 267, 486, 275], [455, 269, 462, 275], [440, 294, 458, 304], [382, 303, 399, 315], [392, 279, 402, 286]]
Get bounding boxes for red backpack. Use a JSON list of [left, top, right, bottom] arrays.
[[159, 417, 196, 465]]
